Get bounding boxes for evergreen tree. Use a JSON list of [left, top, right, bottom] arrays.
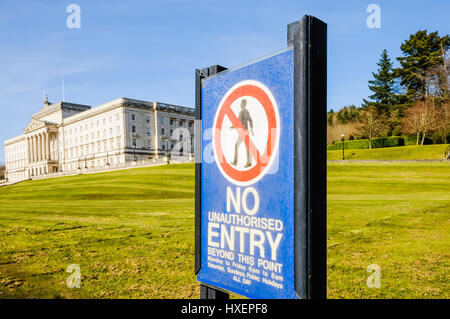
[[363, 49, 398, 114], [395, 30, 450, 102]]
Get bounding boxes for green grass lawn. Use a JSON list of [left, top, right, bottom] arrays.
[[0, 162, 449, 299], [327, 162, 449, 298], [0, 164, 196, 298], [327, 144, 449, 160]]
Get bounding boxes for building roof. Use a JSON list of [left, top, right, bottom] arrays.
[[32, 101, 91, 121]]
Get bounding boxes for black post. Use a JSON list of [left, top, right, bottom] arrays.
[[290, 15, 327, 299], [200, 284, 229, 300], [195, 64, 228, 299], [342, 135, 345, 160]]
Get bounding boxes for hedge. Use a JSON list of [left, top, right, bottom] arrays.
[[327, 136, 405, 150], [404, 135, 433, 145]]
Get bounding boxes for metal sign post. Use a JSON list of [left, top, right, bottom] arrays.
[[195, 15, 326, 299]]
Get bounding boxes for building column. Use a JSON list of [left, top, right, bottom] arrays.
[[47, 132, 53, 160], [27, 137, 31, 164], [33, 135, 37, 163], [47, 132, 51, 160], [37, 134, 41, 162], [42, 133, 46, 162], [40, 133, 44, 162], [45, 132, 50, 160], [35, 134, 39, 162], [42, 133, 45, 162], [31, 136, 34, 163]]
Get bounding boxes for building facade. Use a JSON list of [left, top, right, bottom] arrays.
[[4, 97, 195, 183]]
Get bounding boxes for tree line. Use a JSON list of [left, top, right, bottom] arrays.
[[0, 166, 5, 180], [328, 30, 450, 148]]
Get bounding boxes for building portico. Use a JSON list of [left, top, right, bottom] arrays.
[[24, 122, 59, 177]]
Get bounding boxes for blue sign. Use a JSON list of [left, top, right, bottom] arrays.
[[197, 48, 298, 299]]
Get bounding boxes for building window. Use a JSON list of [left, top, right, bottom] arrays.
[[131, 114, 136, 121], [179, 120, 183, 126], [147, 128, 151, 135], [161, 142, 166, 150], [170, 118, 174, 125], [132, 126, 136, 133], [161, 128, 165, 135], [189, 121, 193, 128], [132, 138, 137, 147], [147, 140, 152, 150], [146, 116, 150, 124], [160, 118, 165, 125]]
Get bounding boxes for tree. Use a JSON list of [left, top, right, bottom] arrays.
[[336, 105, 359, 124], [356, 106, 388, 148], [327, 109, 335, 126], [363, 49, 399, 114], [422, 57, 450, 103], [401, 99, 439, 145], [433, 101, 450, 143], [396, 30, 450, 102], [387, 108, 402, 136]]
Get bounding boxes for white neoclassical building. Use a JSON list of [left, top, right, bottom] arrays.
[[3, 96, 195, 183]]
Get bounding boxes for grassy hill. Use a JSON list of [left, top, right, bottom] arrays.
[[0, 164, 196, 298], [327, 144, 448, 160], [0, 162, 449, 298]]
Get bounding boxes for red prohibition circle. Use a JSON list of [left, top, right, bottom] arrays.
[[213, 83, 278, 183]]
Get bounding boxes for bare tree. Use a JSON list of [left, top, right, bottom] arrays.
[[402, 99, 439, 145], [423, 62, 449, 102], [357, 106, 388, 149], [434, 101, 450, 143]]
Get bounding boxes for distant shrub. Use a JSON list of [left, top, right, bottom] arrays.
[[372, 136, 405, 148], [404, 135, 433, 145], [404, 135, 418, 146], [327, 136, 405, 150]]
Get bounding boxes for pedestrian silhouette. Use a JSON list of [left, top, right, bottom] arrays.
[[230, 99, 254, 168]]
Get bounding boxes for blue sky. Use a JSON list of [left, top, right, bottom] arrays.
[[0, 0, 449, 162]]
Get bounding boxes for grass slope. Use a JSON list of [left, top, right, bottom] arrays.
[[327, 162, 449, 298], [0, 164, 196, 298], [0, 162, 449, 298], [327, 144, 448, 160]]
